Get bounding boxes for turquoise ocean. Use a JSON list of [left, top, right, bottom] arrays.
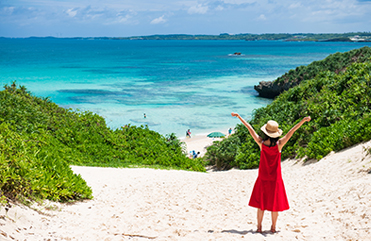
[[1, 38, 371, 137]]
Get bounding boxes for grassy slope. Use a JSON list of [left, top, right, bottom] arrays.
[[275, 46, 371, 88]]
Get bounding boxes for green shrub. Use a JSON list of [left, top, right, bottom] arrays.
[[297, 115, 371, 160], [0, 122, 93, 202], [204, 135, 240, 170]]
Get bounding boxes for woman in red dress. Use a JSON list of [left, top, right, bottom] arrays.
[[231, 113, 311, 233]]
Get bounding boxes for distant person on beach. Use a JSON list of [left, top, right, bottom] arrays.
[[231, 112, 311, 233], [186, 129, 191, 138], [144, 113, 146, 118], [193, 151, 200, 159], [228, 128, 232, 136]]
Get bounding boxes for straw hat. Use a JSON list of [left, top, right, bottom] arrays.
[[261, 120, 283, 138]]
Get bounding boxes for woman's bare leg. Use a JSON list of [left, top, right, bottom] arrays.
[[257, 208, 264, 233], [271, 211, 278, 233]]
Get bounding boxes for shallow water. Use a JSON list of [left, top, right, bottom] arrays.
[[1, 38, 370, 136]]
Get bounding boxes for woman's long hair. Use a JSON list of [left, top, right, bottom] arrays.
[[262, 133, 279, 147]]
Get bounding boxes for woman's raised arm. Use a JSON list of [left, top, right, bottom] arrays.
[[231, 112, 262, 147], [278, 116, 311, 151]]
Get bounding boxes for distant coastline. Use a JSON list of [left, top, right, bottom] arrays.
[[2, 32, 371, 42]]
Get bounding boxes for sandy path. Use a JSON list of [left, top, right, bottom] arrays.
[[1, 140, 371, 241]]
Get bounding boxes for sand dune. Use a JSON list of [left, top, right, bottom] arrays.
[[1, 138, 371, 241]]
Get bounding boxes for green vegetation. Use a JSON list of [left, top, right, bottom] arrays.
[[204, 135, 240, 170], [0, 83, 204, 204], [276, 46, 371, 87], [205, 53, 371, 170]]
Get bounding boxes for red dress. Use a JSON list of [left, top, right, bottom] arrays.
[[248, 143, 289, 212]]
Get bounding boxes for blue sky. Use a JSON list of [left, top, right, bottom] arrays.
[[1, 0, 371, 37]]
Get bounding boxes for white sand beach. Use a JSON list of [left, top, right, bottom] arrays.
[[1, 137, 371, 241], [181, 133, 225, 158]]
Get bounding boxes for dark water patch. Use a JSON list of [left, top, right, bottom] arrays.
[[82, 69, 125, 75], [239, 54, 278, 59], [67, 96, 107, 104], [62, 65, 141, 75], [121, 102, 178, 107], [60, 89, 133, 104], [70, 81, 95, 84], [125, 109, 144, 113], [111, 66, 140, 69], [253, 98, 272, 105], [58, 89, 131, 96], [61, 65, 84, 69], [66, 95, 173, 106], [241, 86, 259, 95], [210, 102, 238, 108], [189, 59, 216, 63], [101, 82, 150, 89], [58, 87, 234, 107]]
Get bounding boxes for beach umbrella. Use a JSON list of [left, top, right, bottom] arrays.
[[207, 132, 225, 138]]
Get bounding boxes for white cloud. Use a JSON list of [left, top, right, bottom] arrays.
[[151, 15, 166, 24], [66, 8, 77, 17], [115, 10, 136, 23], [82, 7, 105, 20], [115, 14, 130, 23], [2, 0, 371, 37], [222, 0, 256, 3], [215, 5, 224, 11], [297, 0, 364, 23], [188, 4, 208, 14], [2, 6, 15, 15], [288, 2, 301, 9], [257, 14, 266, 20]]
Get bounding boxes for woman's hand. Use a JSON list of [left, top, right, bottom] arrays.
[[303, 116, 311, 122], [231, 112, 239, 117]]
